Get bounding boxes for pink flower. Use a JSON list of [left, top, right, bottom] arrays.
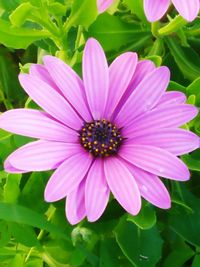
[[0, 38, 199, 225], [97, 0, 113, 13], [144, 0, 199, 22]]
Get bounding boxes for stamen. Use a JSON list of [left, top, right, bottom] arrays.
[[79, 119, 123, 157]]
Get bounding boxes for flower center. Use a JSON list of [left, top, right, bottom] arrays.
[[79, 119, 123, 157]]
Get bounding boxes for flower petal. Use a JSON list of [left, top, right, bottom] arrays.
[[128, 128, 199, 155], [115, 67, 170, 127], [83, 38, 109, 119], [123, 104, 198, 138], [0, 109, 77, 142], [7, 140, 80, 171], [126, 164, 171, 209], [97, 0, 113, 13], [43, 56, 92, 122], [172, 0, 199, 21], [104, 157, 141, 215], [144, 0, 170, 22], [66, 179, 86, 225], [157, 91, 186, 107], [113, 60, 155, 118], [29, 64, 61, 94], [19, 74, 82, 130], [105, 52, 138, 119], [4, 158, 28, 174], [119, 144, 190, 181], [44, 152, 92, 202], [85, 159, 110, 222]]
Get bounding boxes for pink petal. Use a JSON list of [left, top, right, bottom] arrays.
[[66, 179, 86, 225], [172, 0, 199, 21], [128, 60, 156, 93], [85, 159, 110, 222], [115, 67, 170, 127], [44, 152, 92, 202], [0, 109, 77, 142], [105, 52, 138, 119], [83, 38, 109, 119], [112, 60, 155, 118], [126, 164, 171, 209], [128, 128, 199, 155], [119, 144, 190, 181], [104, 157, 141, 215], [157, 91, 186, 107], [43, 56, 92, 122], [4, 158, 28, 174], [97, 0, 113, 13], [123, 104, 198, 138], [144, 0, 170, 22], [7, 140, 80, 171], [19, 74, 82, 130], [29, 64, 61, 94]]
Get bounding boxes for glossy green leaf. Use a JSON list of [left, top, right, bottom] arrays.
[[67, 0, 98, 29], [182, 152, 200, 171], [114, 217, 163, 267], [7, 253, 24, 267], [123, 0, 147, 22], [0, 18, 50, 49], [163, 244, 194, 267], [192, 255, 200, 267], [25, 259, 43, 267], [9, 222, 39, 247], [4, 173, 21, 203], [0, 221, 10, 247], [9, 3, 35, 27], [88, 13, 151, 51], [187, 76, 200, 106], [0, 202, 69, 240], [170, 185, 200, 247], [127, 204, 156, 230], [165, 37, 200, 80]]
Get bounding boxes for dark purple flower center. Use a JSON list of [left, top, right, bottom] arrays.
[[79, 119, 123, 157]]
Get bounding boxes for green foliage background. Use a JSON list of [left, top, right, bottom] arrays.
[[0, 0, 200, 266]]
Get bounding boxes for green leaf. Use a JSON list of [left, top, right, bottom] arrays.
[[47, 3, 67, 16], [100, 239, 122, 267], [8, 253, 24, 267], [163, 244, 194, 267], [114, 217, 163, 267], [165, 37, 200, 80], [182, 153, 200, 171], [9, 3, 36, 27], [0, 221, 10, 247], [19, 172, 49, 213], [187, 76, 200, 106], [0, 18, 50, 49], [168, 81, 186, 93], [0, 46, 25, 103], [192, 255, 200, 267], [88, 13, 151, 51], [9, 222, 39, 247], [123, 0, 147, 22], [145, 55, 162, 67], [159, 15, 187, 36], [127, 204, 156, 230], [4, 173, 21, 203], [25, 259, 43, 267], [0, 203, 69, 240], [170, 185, 200, 247], [67, 0, 98, 29]]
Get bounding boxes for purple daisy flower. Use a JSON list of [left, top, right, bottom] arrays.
[[0, 38, 199, 225], [97, 0, 113, 13], [144, 0, 200, 22]]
